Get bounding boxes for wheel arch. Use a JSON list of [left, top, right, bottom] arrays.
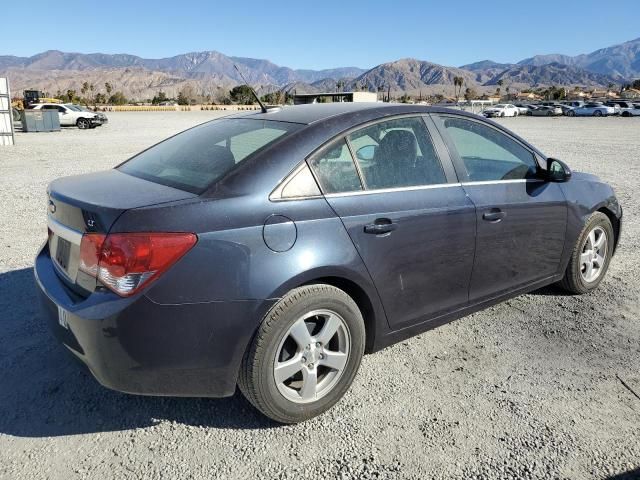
[[300, 276, 378, 353], [266, 266, 387, 354], [597, 206, 621, 253]]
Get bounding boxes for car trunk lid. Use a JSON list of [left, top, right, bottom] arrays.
[[47, 169, 197, 296]]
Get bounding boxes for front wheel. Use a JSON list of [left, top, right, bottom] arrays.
[[76, 118, 91, 129], [238, 284, 365, 423], [568, 110, 576, 117], [593, 110, 603, 117], [622, 111, 631, 117], [559, 212, 614, 294]]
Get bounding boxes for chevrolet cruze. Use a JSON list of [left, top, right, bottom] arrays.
[[35, 103, 622, 423]]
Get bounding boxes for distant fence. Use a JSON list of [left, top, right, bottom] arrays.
[[97, 105, 263, 112]]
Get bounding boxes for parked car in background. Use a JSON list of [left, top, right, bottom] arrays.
[[564, 101, 585, 108], [70, 105, 108, 126], [557, 104, 575, 115], [513, 104, 530, 115], [35, 103, 622, 423], [605, 100, 635, 115], [29, 103, 107, 129], [619, 103, 640, 117], [524, 104, 540, 115], [567, 103, 616, 117], [483, 104, 520, 118], [530, 106, 563, 116]]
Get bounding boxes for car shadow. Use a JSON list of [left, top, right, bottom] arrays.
[[0, 267, 279, 438], [529, 284, 574, 296], [606, 468, 640, 480]]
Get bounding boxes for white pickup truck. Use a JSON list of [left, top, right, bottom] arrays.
[[29, 103, 108, 129]]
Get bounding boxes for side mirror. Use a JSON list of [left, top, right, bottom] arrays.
[[546, 157, 572, 182]]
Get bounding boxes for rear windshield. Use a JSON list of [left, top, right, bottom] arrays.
[[119, 119, 301, 193]]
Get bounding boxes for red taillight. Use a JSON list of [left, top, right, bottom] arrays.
[[79, 233, 106, 276], [79, 232, 197, 297]]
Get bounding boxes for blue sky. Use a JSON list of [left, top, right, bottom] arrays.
[[4, 0, 639, 70]]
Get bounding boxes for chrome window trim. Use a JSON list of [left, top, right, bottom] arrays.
[[324, 182, 462, 198], [48, 216, 83, 245], [461, 178, 544, 186], [323, 178, 545, 199]]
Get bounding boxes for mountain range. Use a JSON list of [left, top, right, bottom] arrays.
[[1, 37, 638, 100]]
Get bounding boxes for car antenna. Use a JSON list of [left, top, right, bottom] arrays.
[[234, 64, 268, 113]]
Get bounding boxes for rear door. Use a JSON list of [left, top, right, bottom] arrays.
[[309, 116, 476, 329], [432, 114, 567, 301]]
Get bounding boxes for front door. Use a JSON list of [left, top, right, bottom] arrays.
[[308, 116, 476, 329], [433, 114, 567, 301]]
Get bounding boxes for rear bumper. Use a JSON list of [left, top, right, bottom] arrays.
[[34, 244, 275, 397]]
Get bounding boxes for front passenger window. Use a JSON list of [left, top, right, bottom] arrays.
[[438, 116, 538, 181]]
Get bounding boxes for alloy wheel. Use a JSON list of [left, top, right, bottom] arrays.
[[580, 226, 608, 283], [273, 309, 350, 404]]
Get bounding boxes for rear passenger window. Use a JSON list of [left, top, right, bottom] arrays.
[[438, 116, 538, 181], [308, 139, 362, 194], [347, 117, 446, 190]]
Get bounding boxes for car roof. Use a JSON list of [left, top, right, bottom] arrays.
[[228, 102, 443, 125]]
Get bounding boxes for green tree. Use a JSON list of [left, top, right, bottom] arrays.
[[108, 91, 127, 105], [453, 76, 464, 102], [496, 79, 504, 99], [229, 85, 255, 105], [152, 91, 168, 105], [105, 82, 113, 97], [260, 91, 285, 105], [464, 87, 478, 101], [632, 79, 640, 89]]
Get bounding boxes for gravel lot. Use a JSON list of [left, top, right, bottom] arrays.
[[1, 112, 638, 480]]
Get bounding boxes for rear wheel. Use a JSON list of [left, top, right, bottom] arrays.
[[500, 112, 505, 117], [622, 111, 631, 117], [238, 284, 365, 423], [559, 212, 614, 294], [568, 110, 576, 117], [593, 110, 603, 117], [76, 118, 90, 129]]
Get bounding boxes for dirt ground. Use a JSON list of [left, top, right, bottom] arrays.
[[0, 112, 638, 480]]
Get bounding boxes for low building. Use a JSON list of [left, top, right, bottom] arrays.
[[293, 91, 378, 105], [589, 89, 618, 99], [515, 92, 542, 101], [620, 88, 640, 99]]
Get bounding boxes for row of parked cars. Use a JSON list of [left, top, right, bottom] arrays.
[[483, 100, 640, 118]]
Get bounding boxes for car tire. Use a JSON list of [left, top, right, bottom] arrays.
[[238, 284, 366, 423], [514, 111, 519, 117], [593, 110, 603, 117], [500, 112, 505, 117], [558, 212, 614, 294], [568, 110, 575, 117], [622, 111, 631, 117], [76, 118, 90, 129]]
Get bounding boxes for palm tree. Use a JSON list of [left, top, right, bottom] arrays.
[[452, 76, 465, 102]]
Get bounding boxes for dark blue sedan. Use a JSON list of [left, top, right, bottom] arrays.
[[36, 103, 622, 423]]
